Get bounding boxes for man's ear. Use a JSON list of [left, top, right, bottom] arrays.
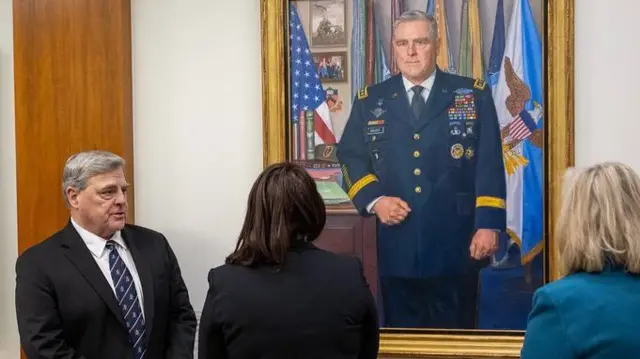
[[66, 187, 80, 208]]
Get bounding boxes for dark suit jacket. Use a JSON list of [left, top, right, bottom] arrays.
[[521, 266, 640, 358], [197, 241, 379, 359], [15, 221, 197, 359]]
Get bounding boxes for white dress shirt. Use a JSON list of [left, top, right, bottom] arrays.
[[402, 70, 437, 105], [366, 70, 437, 213], [71, 218, 145, 317]]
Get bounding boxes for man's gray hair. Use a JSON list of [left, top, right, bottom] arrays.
[[393, 10, 438, 41], [62, 150, 125, 207]]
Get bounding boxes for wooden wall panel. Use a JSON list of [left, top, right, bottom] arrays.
[[314, 214, 378, 299], [13, 0, 134, 256]]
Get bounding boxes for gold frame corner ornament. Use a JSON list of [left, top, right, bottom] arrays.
[[261, 0, 574, 357]]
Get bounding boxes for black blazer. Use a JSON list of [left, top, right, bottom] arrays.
[[197, 241, 379, 359], [15, 221, 197, 359]]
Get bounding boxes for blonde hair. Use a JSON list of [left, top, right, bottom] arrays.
[[556, 162, 640, 276]]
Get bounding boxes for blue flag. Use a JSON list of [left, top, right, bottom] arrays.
[[492, 0, 544, 264], [487, 0, 505, 89]]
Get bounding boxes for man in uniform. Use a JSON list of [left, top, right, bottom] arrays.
[[336, 10, 506, 329]]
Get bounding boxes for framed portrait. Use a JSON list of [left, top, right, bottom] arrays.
[[312, 51, 348, 82], [261, 0, 574, 357], [310, 0, 348, 47]]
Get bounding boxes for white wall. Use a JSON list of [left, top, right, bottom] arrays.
[[131, 0, 263, 315], [0, 0, 19, 356], [574, 0, 640, 168]]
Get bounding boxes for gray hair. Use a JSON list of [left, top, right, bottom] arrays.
[[393, 10, 438, 41], [62, 150, 125, 207]]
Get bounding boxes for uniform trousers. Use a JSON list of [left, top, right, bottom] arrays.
[[380, 272, 481, 329]]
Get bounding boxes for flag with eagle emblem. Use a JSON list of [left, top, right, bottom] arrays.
[[493, 0, 543, 264]]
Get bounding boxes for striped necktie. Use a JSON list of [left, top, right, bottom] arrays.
[[105, 241, 147, 359]]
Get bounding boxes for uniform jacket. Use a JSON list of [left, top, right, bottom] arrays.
[[336, 68, 506, 278]]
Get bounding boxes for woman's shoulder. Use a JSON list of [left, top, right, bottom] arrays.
[[206, 262, 249, 282], [535, 270, 639, 308], [536, 272, 599, 296]]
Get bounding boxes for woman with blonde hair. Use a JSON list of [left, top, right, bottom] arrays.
[[521, 162, 640, 358]]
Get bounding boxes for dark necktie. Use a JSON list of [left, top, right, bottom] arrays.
[[411, 85, 426, 120], [106, 241, 147, 359]]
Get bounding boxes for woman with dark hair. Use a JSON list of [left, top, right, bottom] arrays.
[[197, 162, 379, 359]]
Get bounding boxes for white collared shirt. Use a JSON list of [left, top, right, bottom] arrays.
[[71, 218, 145, 317], [402, 69, 437, 105]]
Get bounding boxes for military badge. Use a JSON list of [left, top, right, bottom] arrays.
[[371, 108, 386, 118], [474, 78, 486, 90], [370, 98, 386, 118], [366, 126, 385, 135], [450, 93, 477, 125], [368, 119, 385, 126], [454, 88, 473, 95], [357, 86, 368, 99], [465, 146, 475, 159], [465, 121, 475, 135], [451, 143, 464, 159], [449, 120, 462, 136]]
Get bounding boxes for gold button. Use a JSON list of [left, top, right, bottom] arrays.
[[415, 186, 422, 194], [414, 168, 421, 176], [413, 133, 420, 140], [413, 150, 420, 158]]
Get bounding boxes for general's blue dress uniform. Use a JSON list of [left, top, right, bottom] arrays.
[[337, 68, 506, 328]]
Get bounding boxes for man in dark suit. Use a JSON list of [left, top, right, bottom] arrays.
[[15, 150, 197, 358], [337, 10, 506, 329]]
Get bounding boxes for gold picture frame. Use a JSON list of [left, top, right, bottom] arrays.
[[261, 0, 574, 357]]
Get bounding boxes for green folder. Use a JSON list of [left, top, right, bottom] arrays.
[[315, 180, 351, 204]]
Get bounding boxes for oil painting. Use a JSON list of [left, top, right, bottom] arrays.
[[261, 0, 574, 356]]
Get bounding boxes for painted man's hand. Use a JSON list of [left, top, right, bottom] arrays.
[[470, 229, 499, 259], [373, 196, 411, 226]]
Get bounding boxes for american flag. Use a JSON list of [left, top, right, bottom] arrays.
[[506, 107, 538, 141], [508, 115, 532, 140], [289, 5, 336, 145]]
